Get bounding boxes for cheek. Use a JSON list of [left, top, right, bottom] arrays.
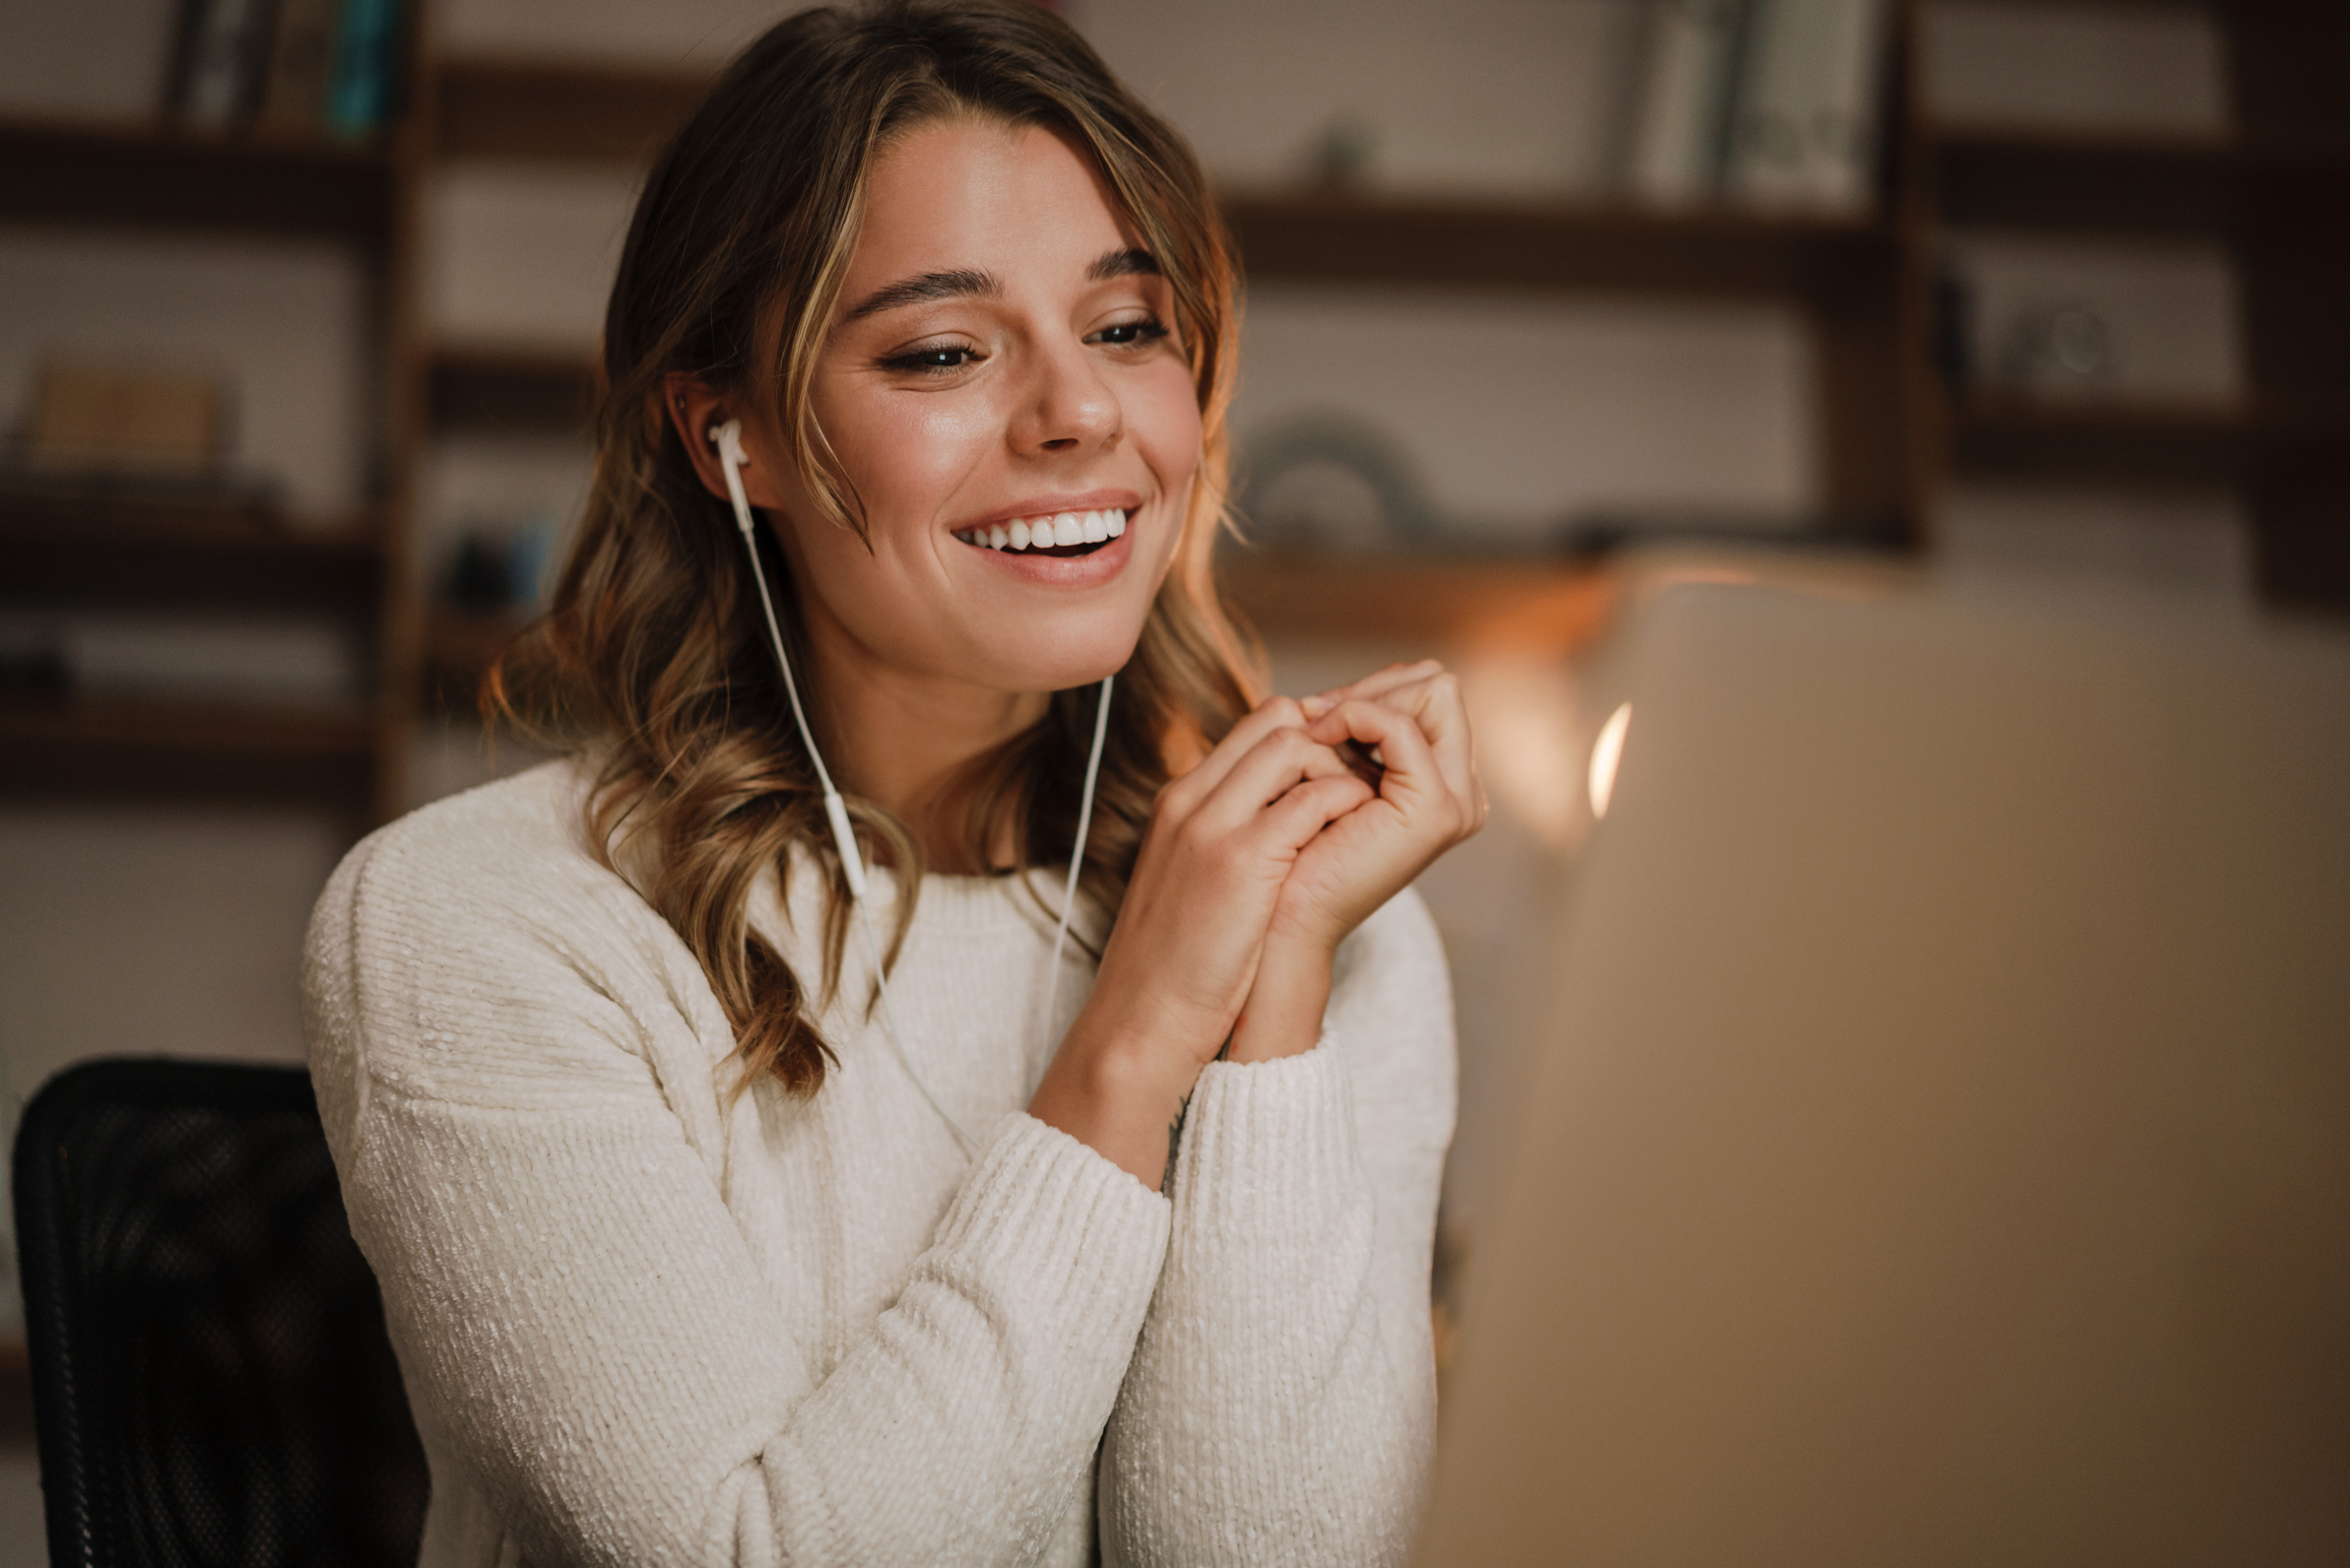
[[818, 380, 1003, 526], [1128, 363, 1205, 500]]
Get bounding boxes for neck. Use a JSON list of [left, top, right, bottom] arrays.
[[803, 631, 1048, 876]]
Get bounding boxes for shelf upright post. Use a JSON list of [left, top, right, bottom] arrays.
[[367, 0, 434, 827]]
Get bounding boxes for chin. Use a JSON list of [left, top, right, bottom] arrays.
[[967, 613, 1146, 696]]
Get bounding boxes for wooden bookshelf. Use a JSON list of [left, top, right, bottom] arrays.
[[0, 9, 424, 820], [1904, 0, 2350, 606]]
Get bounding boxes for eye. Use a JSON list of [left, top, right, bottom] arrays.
[[878, 343, 982, 375], [1090, 316, 1171, 350]]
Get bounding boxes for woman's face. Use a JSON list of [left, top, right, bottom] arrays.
[[737, 116, 1203, 699]]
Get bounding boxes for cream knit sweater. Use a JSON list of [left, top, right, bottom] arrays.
[[302, 756, 1456, 1567]]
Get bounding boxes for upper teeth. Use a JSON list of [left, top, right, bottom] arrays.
[[956, 509, 1127, 551]]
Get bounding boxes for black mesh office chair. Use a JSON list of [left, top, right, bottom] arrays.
[[12, 1058, 426, 1567]]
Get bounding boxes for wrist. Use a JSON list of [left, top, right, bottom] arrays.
[[1028, 1007, 1207, 1191], [1225, 928, 1336, 1065]]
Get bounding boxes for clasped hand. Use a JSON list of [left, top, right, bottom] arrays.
[[1031, 661, 1485, 1187]]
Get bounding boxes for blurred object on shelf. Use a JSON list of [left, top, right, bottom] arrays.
[[3, 359, 291, 519], [1722, 0, 1891, 213], [257, 0, 342, 133], [1923, 0, 2231, 139], [1627, 0, 1749, 207], [20, 360, 227, 479], [323, 0, 402, 139], [0, 230, 368, 519], [163, 0, 402, 139], [1996, 300, 2113, 397], [445, 533, 513, 613], [1627, 0, 1890, 215], [169, 0, 275, 130], [1946, 233, 2244, 410], [0, 611, 363, 710], [426, 508, 560, 709], [1306, 114, 1378, 190], [1235, 413, 1439, 554], [440, 511, 562, 614]]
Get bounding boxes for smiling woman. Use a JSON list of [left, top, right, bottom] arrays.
[[301, 4, 1483, 1565]]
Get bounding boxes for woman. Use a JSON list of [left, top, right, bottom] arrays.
[[304, 3, 1483, 1562]]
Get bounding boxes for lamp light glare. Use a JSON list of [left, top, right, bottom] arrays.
[[1589, 701, 1632, 820]]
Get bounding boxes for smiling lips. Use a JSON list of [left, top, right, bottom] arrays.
[[955, 508, 1128, 555]]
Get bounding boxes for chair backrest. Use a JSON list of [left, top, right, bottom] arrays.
[[12, 1058, 426, 1568]]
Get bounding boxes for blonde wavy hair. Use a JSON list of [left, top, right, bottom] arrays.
[[489, 0, 1259, 1097]]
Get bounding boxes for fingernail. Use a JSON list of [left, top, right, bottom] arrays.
[[1300, 695, 1333, 719]]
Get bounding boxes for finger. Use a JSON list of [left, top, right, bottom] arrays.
[[1161, 695, 1311, 817], [1191, 726, 1354, 837], [1304, 697, 1452, 829], [1300, 659, 1444, 718], [1351, 670, 1478, 817], [1253, 771, 1377, 852]]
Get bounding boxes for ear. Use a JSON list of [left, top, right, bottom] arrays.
[[664, 373, 792, 509], [663, 372, 731, 503]]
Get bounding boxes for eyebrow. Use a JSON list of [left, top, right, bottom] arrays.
[[1088, 246, 1160, 281], [843, 267, 1000, 323], [840, 248, 1161, 323]]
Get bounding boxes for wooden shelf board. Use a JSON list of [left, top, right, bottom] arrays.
[[0, 115, 397, 239], [1218, 550, 1619, 652], [434, 56, 713, 163], [0, 694, 376, 753], [1950, 399, 2252, 485], [1934, 126, 2350, 239], [0, 694, 380, 807], [428, 346, 599, 432], [0, 499, 382, 609]]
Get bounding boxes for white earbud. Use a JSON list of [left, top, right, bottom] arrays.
[[706, 419, 1114, 1149]]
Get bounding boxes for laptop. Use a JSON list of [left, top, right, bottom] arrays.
[[1415, 583, 2350, 1566]]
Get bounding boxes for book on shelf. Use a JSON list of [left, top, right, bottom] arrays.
[[258, 0, 342, 132], [169, 0, 274, 130], [1623, 0, 1889, 216], [1722, 0, 1889, 214], [1627, 0, 1752, 208], [163, 0, 401, 138], [323, 0, 400, 138]]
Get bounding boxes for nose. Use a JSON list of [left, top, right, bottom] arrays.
[[1012, 334, 1120, 456]]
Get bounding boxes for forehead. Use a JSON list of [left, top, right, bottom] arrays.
[[845, 118, 1137, 296]]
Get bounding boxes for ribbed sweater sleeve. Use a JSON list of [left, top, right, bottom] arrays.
[[303, 800, 1172, 1567], [1098, 889, 1458, 1567]]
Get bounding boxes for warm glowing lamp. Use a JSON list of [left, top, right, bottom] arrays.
[[1589, 701, 1632, 820]]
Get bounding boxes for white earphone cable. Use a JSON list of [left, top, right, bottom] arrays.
[[710, 420, 1111, 1156], [1040, 676, 1113, 1068]]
